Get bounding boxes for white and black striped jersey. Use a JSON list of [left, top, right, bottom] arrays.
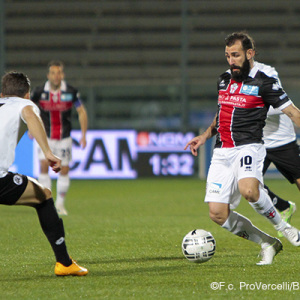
[[215, 61, 292, 148], [263, 107, 296, 149], [0, 97, 39, 176]]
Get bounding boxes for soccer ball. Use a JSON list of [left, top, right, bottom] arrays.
[[182, 229, 216, 263]]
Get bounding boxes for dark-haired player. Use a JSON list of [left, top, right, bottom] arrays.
[[0, 71, 88, 276], [185, 32, 300, 265]]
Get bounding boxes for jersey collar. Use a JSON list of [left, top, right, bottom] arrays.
[[44, 80, 67, 92]]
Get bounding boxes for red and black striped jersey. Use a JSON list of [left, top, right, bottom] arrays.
[[31, 80, 82, 140], [215, 62, 292, 148]]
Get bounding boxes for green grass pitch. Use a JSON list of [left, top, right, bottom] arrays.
[[0, 178, 299, 299]]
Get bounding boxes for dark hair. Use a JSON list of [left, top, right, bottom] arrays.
[[1, 71, 31, 97], [225, 31, 256, 52], [48, 60, 64, 70]]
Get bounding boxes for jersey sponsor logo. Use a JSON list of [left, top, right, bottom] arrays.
[[13, 174, 23, 185], [40, 100, 73, 112], [61, 93, 73, 102], [218, 93, 264, 109], [218, 94, 246, 107], [207, 182, 222, 194], [240, 84, 259, 96]]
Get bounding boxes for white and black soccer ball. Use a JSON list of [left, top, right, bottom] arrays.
[[182, 229, 216, 263]]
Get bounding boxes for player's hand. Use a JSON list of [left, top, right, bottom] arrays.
[[45, 153, 62, 173], [80, 136, 87, 149], [49, 160, 61, 173], [184, 136, 206, 156]]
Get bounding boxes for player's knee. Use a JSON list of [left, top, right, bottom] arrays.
[[44, 187, 52, 199], [209, 210, 227, 226], [32, 182, 52, 203], [240, 188, 259, 202]]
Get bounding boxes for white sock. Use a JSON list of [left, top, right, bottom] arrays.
[[249, 187, 285, 228], [222, 211, 275, 245], [38, 173, 51, 190], [56, 174, 70, 207]]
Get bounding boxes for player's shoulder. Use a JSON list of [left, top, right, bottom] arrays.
[[0, 96, 36, 109], [64, 81, 78, 94], [251, 61, 279, 80], [217, 71, 231, 85]]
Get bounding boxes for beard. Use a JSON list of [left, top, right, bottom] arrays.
[[231, 59, 250, 82]]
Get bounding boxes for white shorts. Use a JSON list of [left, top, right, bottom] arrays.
[[204, 144, 265, 209], [38, 137, 72, 167]]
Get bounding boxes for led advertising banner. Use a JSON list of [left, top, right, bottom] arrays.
[[13, 130, 289, 179], [29, 130, 197, 179]]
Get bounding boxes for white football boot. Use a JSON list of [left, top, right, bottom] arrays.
[[278, 224, 300, 246], [256, 238, 282, 266]]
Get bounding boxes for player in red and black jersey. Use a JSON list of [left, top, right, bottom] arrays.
[[31, 81, 80, 140], [216, 62, 291, 148], [31, 60, 88, 216], [185, 32, 300, 265]]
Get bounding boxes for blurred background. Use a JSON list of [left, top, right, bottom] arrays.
[[1, 0, 300, 132]]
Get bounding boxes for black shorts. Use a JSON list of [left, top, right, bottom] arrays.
[[0, 172, 28, 205], [263, 141, 300, 183]]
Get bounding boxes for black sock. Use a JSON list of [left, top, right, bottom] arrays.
[[35, 198, 72, 266], [264, 185, 290, 211]]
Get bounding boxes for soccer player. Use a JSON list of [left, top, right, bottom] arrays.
[[263, 107, 299, 235], [185, 32, 300, 265], [0, 71, 88, 275], [31, 60, 88, 216]]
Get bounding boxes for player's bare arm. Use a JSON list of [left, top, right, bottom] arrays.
[[282, 103, 300, 127], [21, 105, 61, 173], [76, 105, 88, 149], [184, 114, 218, 156]]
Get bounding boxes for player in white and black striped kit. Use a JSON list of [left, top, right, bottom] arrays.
[[0, 71, 88, 276], [185, 32, 300, 265], [242, 61, 299, 233], [263, 107, 299, 233]]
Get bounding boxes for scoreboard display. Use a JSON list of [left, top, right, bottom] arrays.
[[136, 131, 196, 177]]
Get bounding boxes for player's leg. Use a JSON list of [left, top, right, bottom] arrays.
[[205, 148, 281, 265], [264, 184, 296, 237], [263, 152, 291, 211], [15, 176, 87, 276], [264, 184, 290, 210], [38, 157, 52, 190], [264, 143, 299, 229], [208, 201, 282, 265], [237, 145, 300, 246], [55, 137, 72, 215], [239, 177, 282, 226], [55, 166, 70, 215]]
